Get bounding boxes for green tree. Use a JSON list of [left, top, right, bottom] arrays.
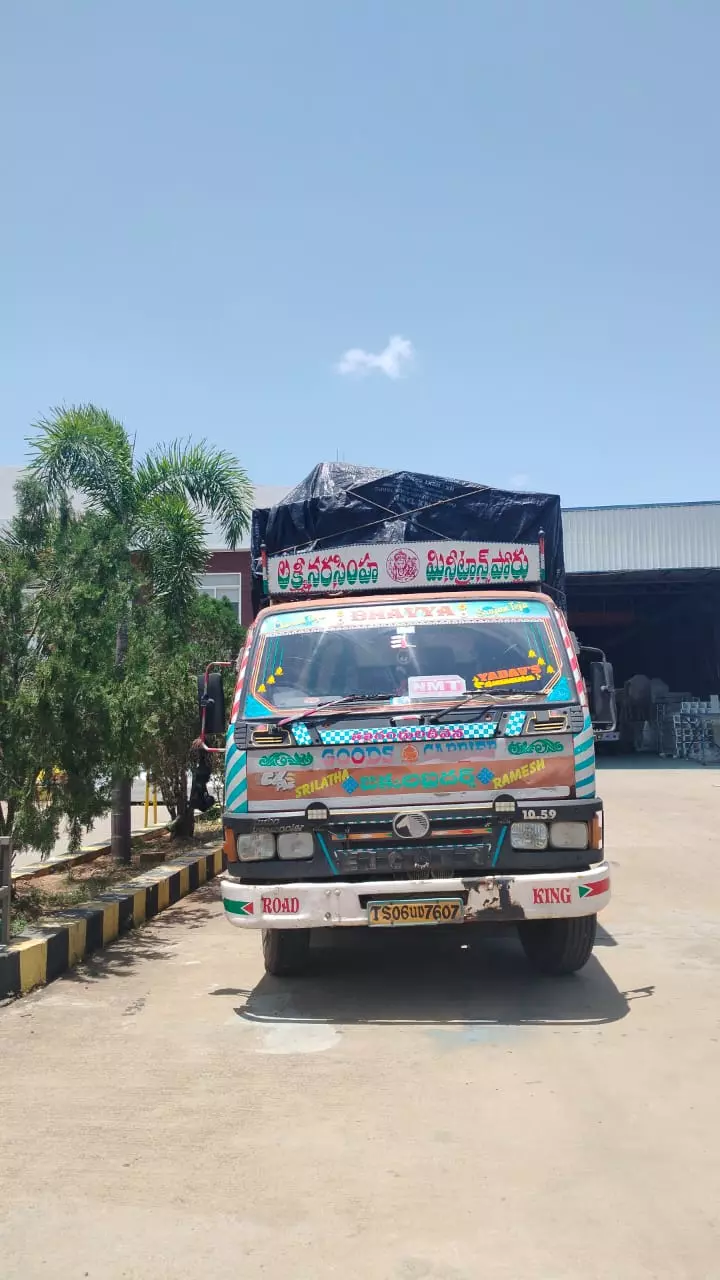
[[0, 480, 128, 857], [29, 405, 252, 861], [128, 594, 243, 838]]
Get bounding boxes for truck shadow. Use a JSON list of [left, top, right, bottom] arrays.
[[237, 926, 648, 1028]]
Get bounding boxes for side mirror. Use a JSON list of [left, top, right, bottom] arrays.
[[198, 671, 226, 736], [589, 660, 616, 729]]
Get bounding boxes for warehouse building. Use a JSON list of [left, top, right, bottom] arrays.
[[564, 502, 720, 697]]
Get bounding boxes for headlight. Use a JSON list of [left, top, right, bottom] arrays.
[[277, 832, 314, 860], [236, 831, 276, 861], [510, 821, 548, 851], [550, 821, 588, 850]]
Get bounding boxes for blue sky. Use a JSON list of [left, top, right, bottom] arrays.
[[3, 1, 719, 504]]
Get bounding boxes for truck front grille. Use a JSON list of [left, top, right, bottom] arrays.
[[332, 841, 493, 877]]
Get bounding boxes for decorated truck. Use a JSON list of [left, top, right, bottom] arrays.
[[200, 465, 615, 977]]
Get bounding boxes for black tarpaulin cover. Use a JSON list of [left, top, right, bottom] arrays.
[[251, 463, 565, 609]]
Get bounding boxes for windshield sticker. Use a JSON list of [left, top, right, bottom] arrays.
[[408, 675, 466, 699], [473, 665, 543, 689], [547, 675, 572, 702], [244, 692, 274, 719], [259, 598, 548, 635], [257, 665, 284, 694]]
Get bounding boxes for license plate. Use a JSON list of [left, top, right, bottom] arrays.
[[367, 898, 464, 927]]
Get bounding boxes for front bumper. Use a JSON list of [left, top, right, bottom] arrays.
[[220, 862, 611, 929], [223, 796, 602, 881]]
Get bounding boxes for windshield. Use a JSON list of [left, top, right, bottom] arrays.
[[242, 597, 574, 718]]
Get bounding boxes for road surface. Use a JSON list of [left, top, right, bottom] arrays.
[[2, 761, 719, 1279]]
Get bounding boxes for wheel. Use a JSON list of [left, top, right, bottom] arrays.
[[518, 915, 597, 975], [261, 928, 311, 977]]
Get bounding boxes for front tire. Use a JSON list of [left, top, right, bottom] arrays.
[[262, 928, 311, 977], [518, 915, 597, 975]]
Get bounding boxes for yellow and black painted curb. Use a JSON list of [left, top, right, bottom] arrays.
[[0, 846, 227, 1000]]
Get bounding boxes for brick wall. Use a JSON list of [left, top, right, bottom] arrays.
[[205, 549, 253, 626]]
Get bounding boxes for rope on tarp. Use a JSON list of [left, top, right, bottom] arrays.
[[255, 483, 495, 562]]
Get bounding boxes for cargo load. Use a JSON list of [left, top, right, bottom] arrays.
[[251, 463, 565, 612]]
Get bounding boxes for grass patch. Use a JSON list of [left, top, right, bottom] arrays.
[[10, 816, 222, 938]]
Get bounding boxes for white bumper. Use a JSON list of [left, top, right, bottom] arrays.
[[220, 863, 611, 929]]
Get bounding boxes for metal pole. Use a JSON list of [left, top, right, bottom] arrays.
[[0, 836, 11, 946], [144, 776, 150, 828], [153, 784, 158, 824]]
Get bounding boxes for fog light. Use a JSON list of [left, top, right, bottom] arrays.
[[550, 821, 588, 850], [510, 821, 548, 850], [236, 831, 276, 861], [277, 832, 314, 859], [306, 802, 329, 823]]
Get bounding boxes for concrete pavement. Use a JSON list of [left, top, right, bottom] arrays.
[[2, 762, 719, 1279]]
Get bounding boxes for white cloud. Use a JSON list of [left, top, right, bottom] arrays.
[[508, 473, 532, 491], [337, 334, 415, 379]]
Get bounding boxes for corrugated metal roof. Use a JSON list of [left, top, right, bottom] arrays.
[[562, 503, 720, 573]]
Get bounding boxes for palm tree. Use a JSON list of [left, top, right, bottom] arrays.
[[29, 404, 252, 861]]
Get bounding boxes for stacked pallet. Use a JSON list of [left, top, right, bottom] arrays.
[[656, 699, 720, 764]]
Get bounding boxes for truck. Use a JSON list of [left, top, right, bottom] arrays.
[[200, 464, 615, 977]]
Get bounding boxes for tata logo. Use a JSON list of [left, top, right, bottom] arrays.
[[392, 811, 431, 840]]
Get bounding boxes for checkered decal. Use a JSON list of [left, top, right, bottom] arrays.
[[292, 722, 313, 746], [504, 711, 526, 736]]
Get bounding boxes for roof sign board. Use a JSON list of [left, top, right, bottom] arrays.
[[268, 540, 541, 598]]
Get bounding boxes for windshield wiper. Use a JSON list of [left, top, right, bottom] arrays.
[[279, 693, 394, 728], [426, 691, 526, 723]]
